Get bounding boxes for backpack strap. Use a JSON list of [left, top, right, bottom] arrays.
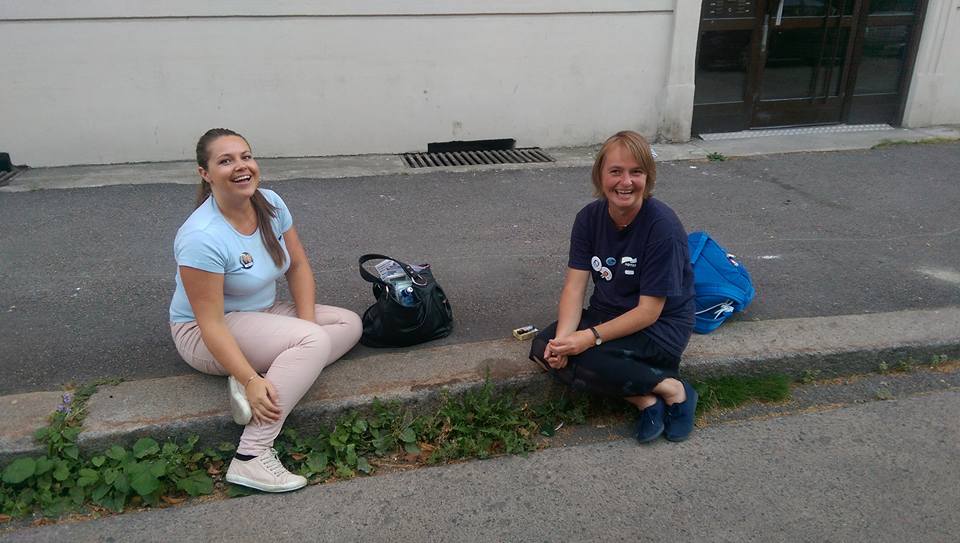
[[688, 231, 709, 264], [693, 283, 750, 307]]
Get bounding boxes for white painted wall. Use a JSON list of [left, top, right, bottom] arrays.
[[0, 1, 687, 167], [903, 0, 960, 127]]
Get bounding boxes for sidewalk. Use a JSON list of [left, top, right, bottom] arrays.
[[2, 124, 959, 464]]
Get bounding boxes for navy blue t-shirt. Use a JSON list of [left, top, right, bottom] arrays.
[[568, 198, 695, 357]]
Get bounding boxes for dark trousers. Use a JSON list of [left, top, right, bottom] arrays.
[[529, 308, 681, 398]]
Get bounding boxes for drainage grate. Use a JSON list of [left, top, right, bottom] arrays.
[[402, 148, 554, 168], [0, 169, 20, 187]]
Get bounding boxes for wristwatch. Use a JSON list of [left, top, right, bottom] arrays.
[[589, 326, 602, 346]]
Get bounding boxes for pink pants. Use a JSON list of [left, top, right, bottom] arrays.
[[170, 302, 362, 455]]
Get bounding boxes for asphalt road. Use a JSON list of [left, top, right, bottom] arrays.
[[2, 143, 959, 394], [6, 387, 958, 542]]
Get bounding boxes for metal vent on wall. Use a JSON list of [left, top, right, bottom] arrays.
[[402, 148, 554, 169]]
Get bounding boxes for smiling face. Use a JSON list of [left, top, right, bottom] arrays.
[[197, 135, 260, 202], [599, 142, 647, 215]]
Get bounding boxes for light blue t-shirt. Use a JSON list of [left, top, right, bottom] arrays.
[[169, 188, 293, 322]]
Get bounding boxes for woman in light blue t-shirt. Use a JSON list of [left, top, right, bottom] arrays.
[[169, 128, 362, 493]]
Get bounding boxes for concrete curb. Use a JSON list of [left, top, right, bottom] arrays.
[[4, 126, 958, 192], [2, 306, 959, 465]]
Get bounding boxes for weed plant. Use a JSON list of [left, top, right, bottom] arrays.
[[2, 374, 795, 522], [706, 152, 727, 162], [692, 374, 791, 414], [1, 381, 589, 521]]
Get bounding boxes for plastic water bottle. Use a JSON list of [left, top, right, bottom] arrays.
[[398, 286, 416, 307]]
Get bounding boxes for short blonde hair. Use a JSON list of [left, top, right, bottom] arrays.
[[591, 131, 657, 199]]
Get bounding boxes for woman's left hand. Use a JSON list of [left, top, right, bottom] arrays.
[[547, 330, 594, 358]]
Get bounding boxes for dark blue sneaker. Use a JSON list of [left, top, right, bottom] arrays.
[[633, 397, 665, 444], [664, 381, 698, 442]]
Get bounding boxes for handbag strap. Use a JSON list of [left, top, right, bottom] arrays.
[[358, 254, 429, 287]]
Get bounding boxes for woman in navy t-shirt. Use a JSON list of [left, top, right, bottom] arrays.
[[530, 131, 699, 443]]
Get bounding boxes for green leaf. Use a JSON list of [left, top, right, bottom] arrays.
[[90, 455, 106, 468], [106, 445, 127, 461], [148, 460, 168, 478], [52, 462, 70, 482], [62, 426, 81, 441], [106, 493, 126, 512], [403, 442, 421, 455], [399, 428, 417, 443], [36, 477, 52, 491], [130, 471, 160, 497], [176, 471, 214, 496], [353, 419, 368, 434], [33, 456, 54, 476], [91, 483, 111, 502], [77, 468, 99, 487], [113, 473, 130, 493], [227, 484, 255, 497], [103, 468, 119, 485], [306, 452, 329, 473], [356, 457, 373, 474], [133, 438, 160, 459], [41, 497, 72, 517], [345, 444, 357, 467], [2, 457, 37, 484], [63, 445, 80, 460], [162, 443, 178, 456], [70, 484, 86, 505]]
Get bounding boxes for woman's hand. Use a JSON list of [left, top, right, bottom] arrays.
[[245, 376, 282, 425], [547, 330, 594, 361], [542, 344, 569, 369]]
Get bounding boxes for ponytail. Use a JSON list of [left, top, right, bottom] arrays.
[[252, 191, 286, 268]]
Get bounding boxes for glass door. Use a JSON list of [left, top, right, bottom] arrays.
[[692, 0, 926, 134], [751, 0, 860, 126]]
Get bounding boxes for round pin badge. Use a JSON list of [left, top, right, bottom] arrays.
[[239, 252, 254, 269], [599, 267, 612, 281], [591, 256, 602, 272], [605, 257, 616, 267]]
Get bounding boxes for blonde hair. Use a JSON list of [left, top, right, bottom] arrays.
[[590, 131, 657, 199]]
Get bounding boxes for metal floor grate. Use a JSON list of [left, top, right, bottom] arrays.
[[0, 168, 23, 187], [402, 148, 554, 168], [699, 124, 894, 141]]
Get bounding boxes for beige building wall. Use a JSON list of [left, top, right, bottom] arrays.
[[0, 0, 697, 167], [903, 0, 960, 127]]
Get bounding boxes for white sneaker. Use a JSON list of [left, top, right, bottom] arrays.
[[227, 375, 252, 425], [225, 449, 308, 493]]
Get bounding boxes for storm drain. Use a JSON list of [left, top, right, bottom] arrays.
[[402, 147, 554, 168], [0, 152, 22, 187]]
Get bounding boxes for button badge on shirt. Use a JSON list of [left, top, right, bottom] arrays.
[[591, 256, 602, 272], [239, 252, 254, 269]]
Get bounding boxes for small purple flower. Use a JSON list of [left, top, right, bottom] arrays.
[[62, 392, 74, 405], [56, 404, 72, 415]]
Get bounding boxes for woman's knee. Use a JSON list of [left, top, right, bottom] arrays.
[[342, 310, 363, 343]]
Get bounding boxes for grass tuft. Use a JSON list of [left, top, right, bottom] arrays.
[[872, 137, 960, 149], [692, 374, 792, 415]]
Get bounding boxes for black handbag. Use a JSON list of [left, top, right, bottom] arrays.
[[358, 254, 454, 347]]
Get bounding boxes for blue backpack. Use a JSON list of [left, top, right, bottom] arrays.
[[687, 232, 755, 334]]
